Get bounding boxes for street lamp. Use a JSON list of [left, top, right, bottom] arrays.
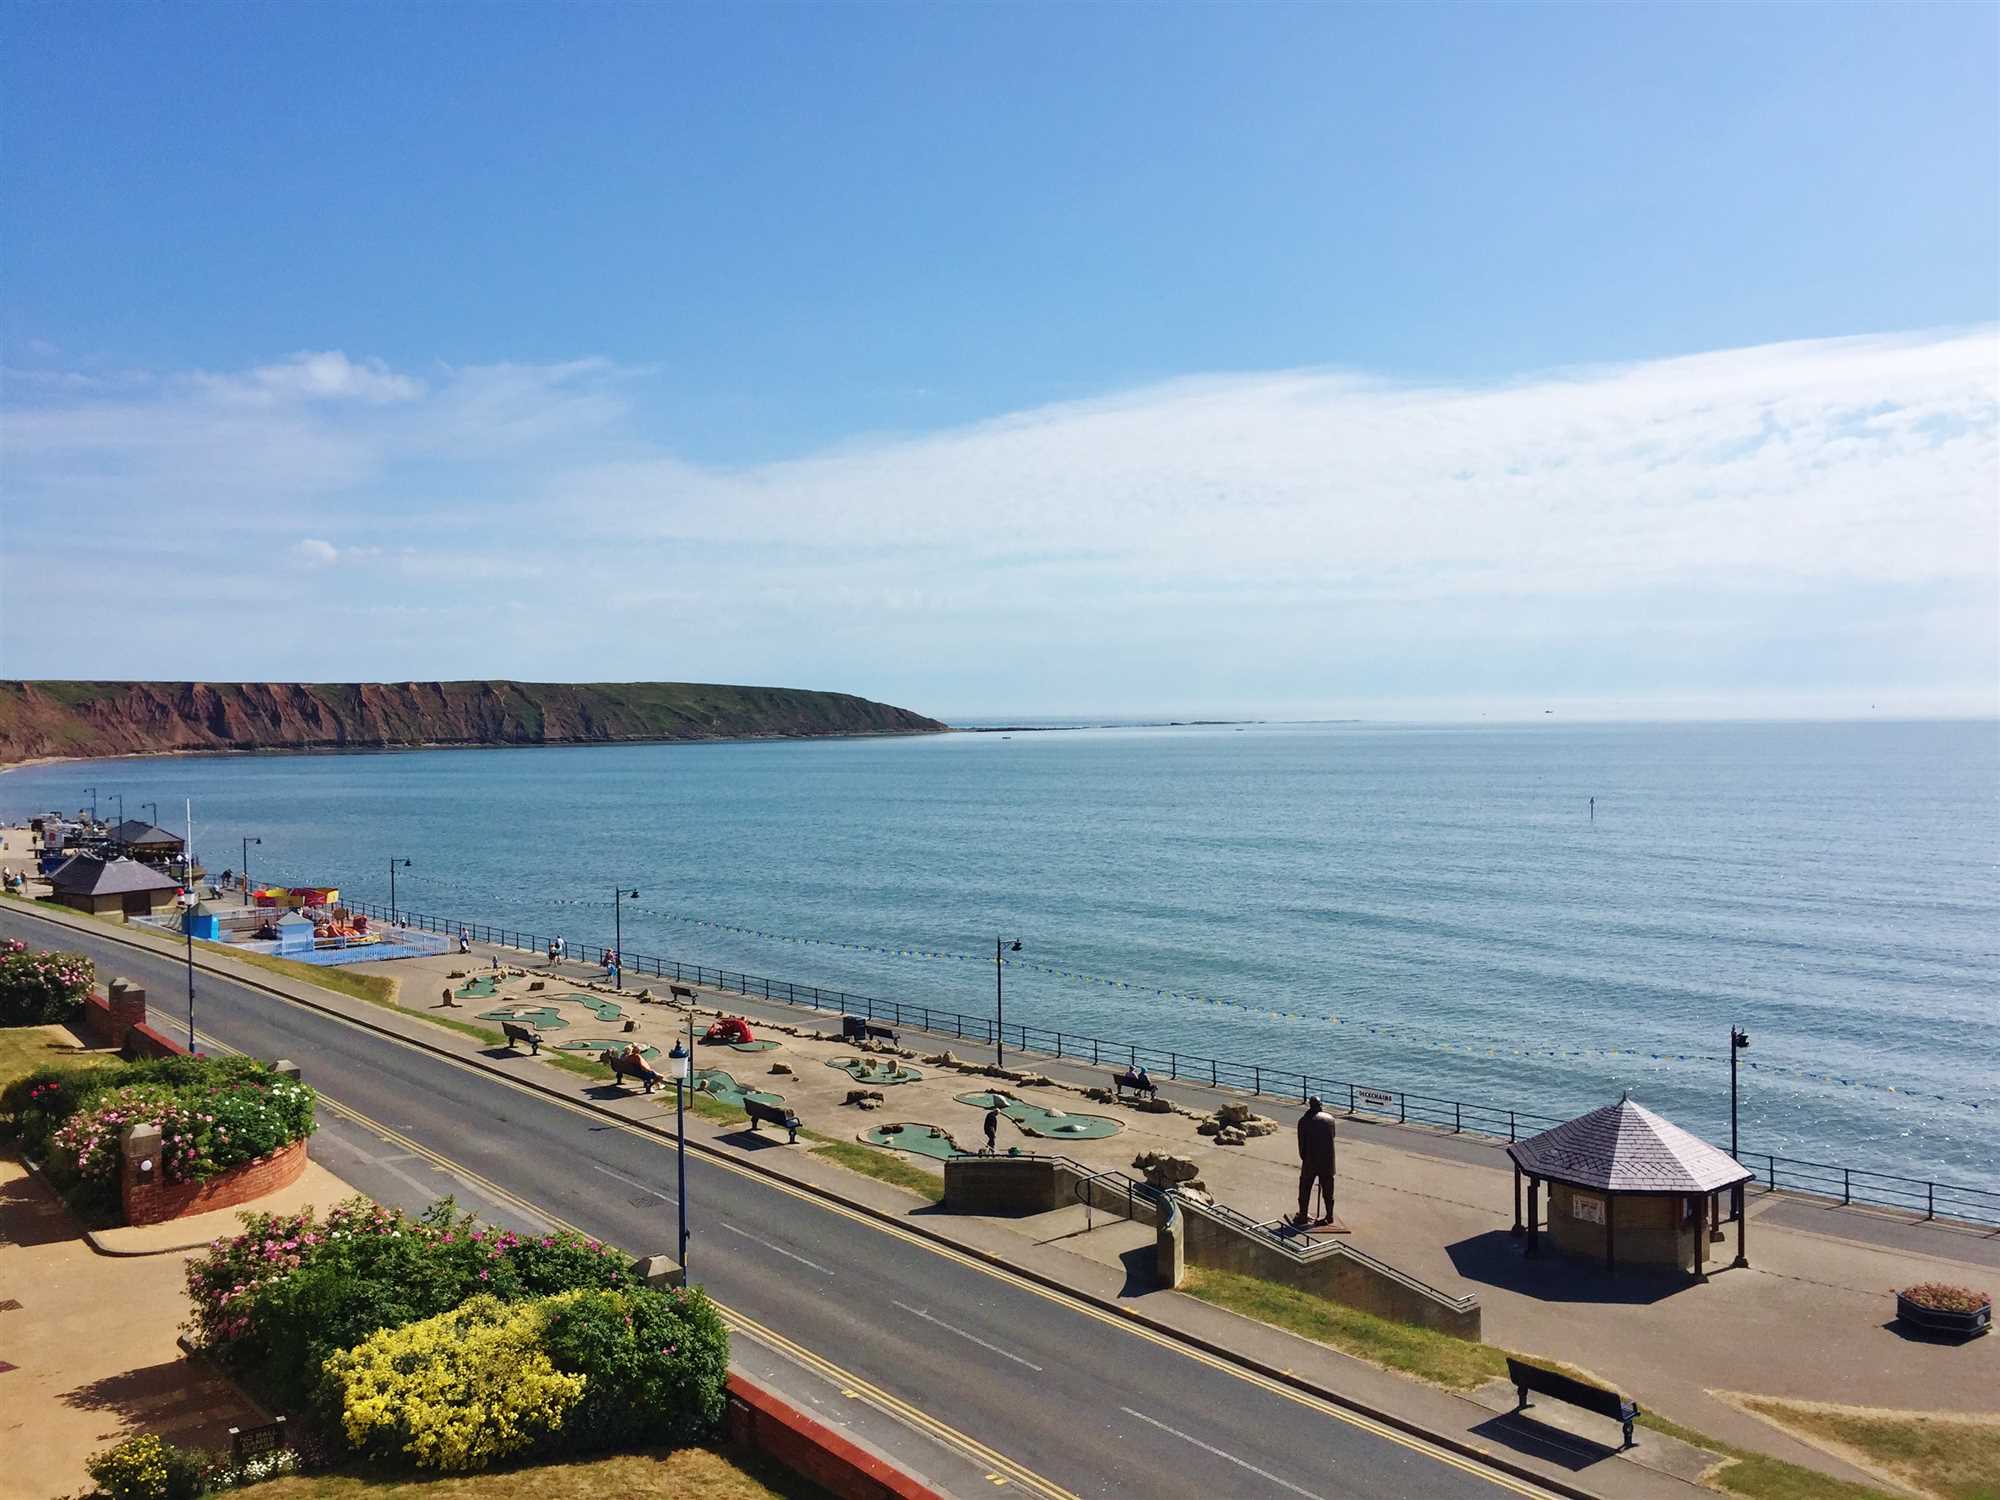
[[178, 888, 199, 1053], [109, 793, 124, 828], [389, 857, 411, 925], [668, 1030, 692, 1270], [612, 888, 639, 989], [83, 787, 97, 823], [142, 801, 158, 828], [241, 836, 261, 905], [995, 937, 1022, 1068], [1729, 1026, 1750, 1161]]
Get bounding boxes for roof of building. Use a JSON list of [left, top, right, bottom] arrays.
[[109, 820, 184, 847], [49, 854, 184, 897], [1507, 1094, 1751, 1194]]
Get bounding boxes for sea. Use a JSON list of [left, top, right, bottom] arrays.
[[6, 718, 1996, 1190]]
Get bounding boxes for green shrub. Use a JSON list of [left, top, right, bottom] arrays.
[[0, 943, 93, 1025], [83, 1433, 210, 1500], [541, 1284, 731, 1452]]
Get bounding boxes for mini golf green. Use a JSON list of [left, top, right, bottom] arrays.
[[954, 1090, 1123, 1140], [727, 1039, 781, 1052], [479, 1003, 570, 1030], [555, 1038, 660, 1059], [695, 1067, 784, 1109], [827, 1056, 922, 1085], [863, 1123, 965, 1160], [455, 975, 501, 1000]]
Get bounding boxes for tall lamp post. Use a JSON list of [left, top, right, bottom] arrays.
[[668, 1029, 692, 1270], [995, 937, 1022, 1068], [83, 787, 97, 824], [612, 888, 639, 989], [178, 888, 199, 1053], [389, 857, 411, 925], [241, 836, 260, 905], [142, 801, 158, 828], [1729, 1026, 1750, 1162], [109, 793, 124, 828]]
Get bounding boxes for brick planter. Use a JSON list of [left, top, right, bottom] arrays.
[[121, 1136, 308, 1227]]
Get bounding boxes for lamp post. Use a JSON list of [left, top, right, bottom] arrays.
[[109, 793, 124, 828], [389, 857, 411, 925], [995, 937, 1022, 1068], [178, 888, 199, 1053], [1720, 1032, 1752, 1168], [668, 1030, 692, 1270], [612, 888, 639, 989], [83, 787, 97, 823], [241, 836, 260, 905], [142, 802, 158, 828]]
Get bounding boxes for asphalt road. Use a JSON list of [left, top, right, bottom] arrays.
[[2, 906, 1545, 1500]]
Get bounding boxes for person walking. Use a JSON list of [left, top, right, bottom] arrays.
[[983, 1103, 1001, 1154]]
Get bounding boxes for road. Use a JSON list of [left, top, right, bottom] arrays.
[[1, 906, 1551, 1500]]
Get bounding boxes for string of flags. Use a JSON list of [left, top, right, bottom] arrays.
[[532, 896, 1988, 1112]]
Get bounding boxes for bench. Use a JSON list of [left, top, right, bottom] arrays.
[[1506, 1358, 1638, 1449], [1113, 1071, 1158, 1101], [502, 1021, 543, 1055], [744, 1096, 801, 1143], [841, 1015, 899, 1045], [604, 1050, 662, 1093], [669, 984, 697, 1003]]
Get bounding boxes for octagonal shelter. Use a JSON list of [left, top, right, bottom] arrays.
[[1508, 1093, 1752, 1276]]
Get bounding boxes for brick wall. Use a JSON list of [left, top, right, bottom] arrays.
[[121, 1136, 307, 1227], [724, 1372, 944, 1500]]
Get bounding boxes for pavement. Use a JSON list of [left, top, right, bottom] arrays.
[[5, 898, 1985, 1497]]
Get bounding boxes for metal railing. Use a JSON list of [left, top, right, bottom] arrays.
[[340, 895, 2000, 1229]]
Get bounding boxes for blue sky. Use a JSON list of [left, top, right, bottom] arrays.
[[3, 3, 1996, 718]]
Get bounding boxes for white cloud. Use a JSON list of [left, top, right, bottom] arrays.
[[1, 329, 1994, 715]]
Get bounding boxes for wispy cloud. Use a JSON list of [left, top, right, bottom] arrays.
[[2, 332, 1993, 716]]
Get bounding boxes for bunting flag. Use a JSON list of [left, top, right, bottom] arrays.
[[530, 896, 1988, 1111]]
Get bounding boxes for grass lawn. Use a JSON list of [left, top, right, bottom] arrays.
[[1181, 1269, 1901, 1500], [193, 942, 402, 1009], [1735, 1397, 2000, 1500], [803, 1133, 946, 1203], [250, 1446, 828, 1500], [0, 1023, 114, 1091]]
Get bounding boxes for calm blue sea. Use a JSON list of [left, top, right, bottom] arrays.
[[7, 720, 1996, 1186]]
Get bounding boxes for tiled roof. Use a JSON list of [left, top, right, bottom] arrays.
[[49, 854, 183, 897], [1507, 1094, 1750, 1194], [109, 820, 183, 846]]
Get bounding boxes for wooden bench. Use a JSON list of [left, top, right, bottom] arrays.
[[502, 1021, 543, 1055], [669, 984, 697, 1004], [1113, 1071, 1158, 1101], [1506, 1358, 1638, 1449], [841, 1015, 899, 1045], [744, 1096, 801, 1143], [604, 1051, 662, 1093]]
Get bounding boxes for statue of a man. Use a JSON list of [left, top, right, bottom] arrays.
[[1296, 1096, 1336, 1226]]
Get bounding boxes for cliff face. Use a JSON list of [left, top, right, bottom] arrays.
[[0, 681, 947, 766]]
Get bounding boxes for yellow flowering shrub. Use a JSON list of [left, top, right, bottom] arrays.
[[322, 1294, 586, 1470]]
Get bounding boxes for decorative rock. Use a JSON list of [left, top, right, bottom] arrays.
[[1197, 1119, 1221, 1136], [1083, 1087, 1115, 1104], [845, 1088, 887, 1106], [1131, 1151, 1202, 1187], [1133, 1098, 1174, 1114], [1215, 1102, 1254, 1127], [448, 970, 468, 980], [528, 979, 545, 992], [858, 1097, 884, 1111], [1243, 1117, 1279, 1137], [637, 988, 653, 1001], [769, 1063, 793, 1075], [1215, 1127, 1247, 1146]]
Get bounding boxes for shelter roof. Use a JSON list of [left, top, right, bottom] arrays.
[[109, 820, 184, 847], [49, 854, 183, 897], [1507, 1094, 1750, 1194]]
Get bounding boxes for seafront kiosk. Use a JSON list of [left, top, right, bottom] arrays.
[[1508, 1093, 1752, 1276]]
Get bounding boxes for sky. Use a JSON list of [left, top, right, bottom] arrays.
[[2, 2, 1996, 720]]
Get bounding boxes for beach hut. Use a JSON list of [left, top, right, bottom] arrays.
[[274, 912, 316, 954], [1508, 1093, 1751, 1275]]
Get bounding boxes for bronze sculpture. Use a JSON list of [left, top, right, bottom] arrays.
[[1296, 1096, 1336, 1226]]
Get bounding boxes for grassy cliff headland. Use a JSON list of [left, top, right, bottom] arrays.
[[0, 680, 946, 767]]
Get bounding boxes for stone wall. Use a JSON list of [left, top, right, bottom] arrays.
[[725, 1371, 944, 1499]]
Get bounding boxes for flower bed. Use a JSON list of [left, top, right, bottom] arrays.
[[3, 1053, 314, 1225], [1896, 1282, 1992, 1338], [0, 940, 93, 1025], [181, 1196, 729, 1469]]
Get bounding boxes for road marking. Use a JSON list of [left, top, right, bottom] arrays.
[[892, 1300, 1044, 1370], [1120, 1406, 1329, 1500], [590, 1161, 677, 1204], [719, 1220, 835, 1276], [146, 953, 1557, 1500]]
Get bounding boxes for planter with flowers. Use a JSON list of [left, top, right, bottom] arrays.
[[1895, 1282, 1991, 1339]]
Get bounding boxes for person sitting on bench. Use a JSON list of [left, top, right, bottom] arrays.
[[1115, 1067, 1158, 1099], [609, 1044, 662, 1092]]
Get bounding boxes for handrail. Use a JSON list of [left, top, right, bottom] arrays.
[[333, 893, 2000, 1229], [1073, 1164, 1164, 1232]]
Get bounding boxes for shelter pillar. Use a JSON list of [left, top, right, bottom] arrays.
[[1511, 1164, 1522, 1236], [1732, 1184, 1748, 1268], [1526, 1176, 1539, 1257]]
